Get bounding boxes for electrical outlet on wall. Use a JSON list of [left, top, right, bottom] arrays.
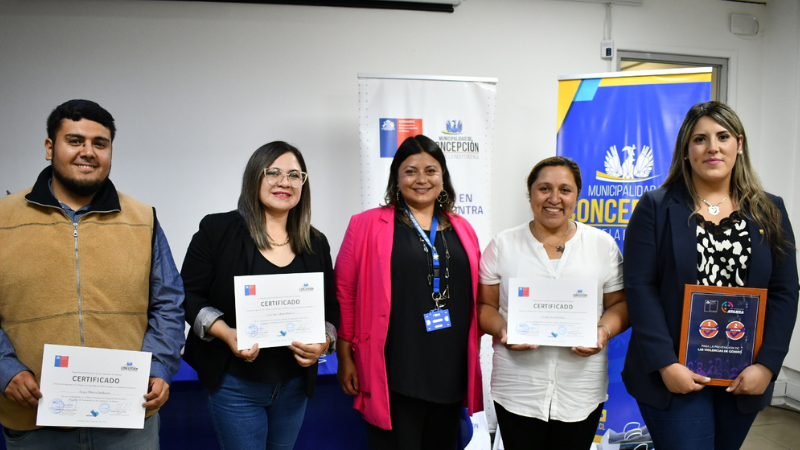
[[601, 40, 614, 59]]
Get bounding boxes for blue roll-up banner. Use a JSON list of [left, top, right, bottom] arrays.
[[556, 68, 712, 443]]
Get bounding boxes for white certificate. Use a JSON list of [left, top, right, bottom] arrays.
[[234, 272, 326, 350], [36, 345, 151, 429], [506, 278, 598, 347]]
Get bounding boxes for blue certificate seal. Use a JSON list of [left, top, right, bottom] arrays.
[[286, 322, 296, 333], [516, 323, 530, 335], [246, 323, 259, 338], [49, 398, 65, 414], [99, 403, 111, 414], [557, 325, 568, 336]]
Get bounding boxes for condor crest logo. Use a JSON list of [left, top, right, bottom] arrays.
[[442, 120, 463, 135], [598, 144, 657, 183]]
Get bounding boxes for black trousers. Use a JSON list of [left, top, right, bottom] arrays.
[[366, 390, 462, 450], [494, 401, 604, 450]]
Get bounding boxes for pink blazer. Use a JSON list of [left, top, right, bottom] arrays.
[[335, 206, 483, 430]]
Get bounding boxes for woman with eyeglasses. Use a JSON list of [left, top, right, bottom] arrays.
[[181, 141, 339, 450], [477, 156, 628, 450], [335, 135, 483, 450]]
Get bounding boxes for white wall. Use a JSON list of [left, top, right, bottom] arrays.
[[761, 0, 800, 372], [2, 0, 799, 366]]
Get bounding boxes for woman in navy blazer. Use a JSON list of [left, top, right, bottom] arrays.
[[623, 101, 799, 450]]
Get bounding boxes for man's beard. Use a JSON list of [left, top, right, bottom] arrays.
[[52, 163, 110, 198]]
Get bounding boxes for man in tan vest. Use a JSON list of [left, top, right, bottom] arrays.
[[0, 99, 185, 449]]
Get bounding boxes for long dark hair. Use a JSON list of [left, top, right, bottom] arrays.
[[237, 141, 313, 254], [663, 101, 792, 258], [383, 135, 456, 227]]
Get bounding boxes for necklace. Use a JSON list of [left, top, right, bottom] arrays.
[[530, 221, 571, 253], [697, 194, 729, 216], [267, 235, 290, 246]]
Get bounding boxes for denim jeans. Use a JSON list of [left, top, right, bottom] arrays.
[[3, 412, 160, 450], [207, 372, 308, 450], [637, 387, 757, 450]]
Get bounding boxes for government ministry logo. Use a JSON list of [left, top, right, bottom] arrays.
[[597, 145, 657, 183], [380, 118, 423, 158]]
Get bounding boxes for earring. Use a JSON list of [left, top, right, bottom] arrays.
[[738, 150, 743, 155], [437, 189, 449, 206], [396, 188, 402, 204]]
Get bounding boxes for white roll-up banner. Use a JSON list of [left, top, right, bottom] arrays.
[[357, 74, 497, 247]]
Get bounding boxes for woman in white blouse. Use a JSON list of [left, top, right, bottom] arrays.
[[477, 156, 629, 450]]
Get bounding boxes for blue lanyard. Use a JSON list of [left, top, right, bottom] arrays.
[[404, 207, 442, 297]]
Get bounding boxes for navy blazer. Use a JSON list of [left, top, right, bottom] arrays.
[[181, 211, 340, 396], [622, 183, 799, 413]]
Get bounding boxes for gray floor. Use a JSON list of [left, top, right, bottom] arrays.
[[742, 406, 800, 450]]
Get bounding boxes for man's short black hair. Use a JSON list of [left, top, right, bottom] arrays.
[[46, 99, 116, 141]]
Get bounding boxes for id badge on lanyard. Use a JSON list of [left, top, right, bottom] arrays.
[[424, 308, 452, 332]]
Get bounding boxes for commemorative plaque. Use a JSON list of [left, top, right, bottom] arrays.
[[679, 285, 767, 387]]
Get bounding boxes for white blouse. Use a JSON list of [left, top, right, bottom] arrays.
[[479, 221, 623, 422]]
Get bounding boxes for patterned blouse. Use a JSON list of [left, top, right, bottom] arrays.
[[696, 210, 751, 287]]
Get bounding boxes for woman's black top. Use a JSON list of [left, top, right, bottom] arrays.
[[384, 217, 471, 404], [226, 248, 306, 383], [696, 210, 751, 287]]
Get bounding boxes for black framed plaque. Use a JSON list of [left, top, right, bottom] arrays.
[[679, 285, 767, 387]]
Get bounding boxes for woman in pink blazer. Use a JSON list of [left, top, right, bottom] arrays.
[[335, 135, 483, 450]]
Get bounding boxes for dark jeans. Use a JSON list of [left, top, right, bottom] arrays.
[[366, 390, 462, 450], [637, 386, 757, 450], [3, 413, 160, 450], [494, 401, 604, 450], [206, 373, 308, 450]]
